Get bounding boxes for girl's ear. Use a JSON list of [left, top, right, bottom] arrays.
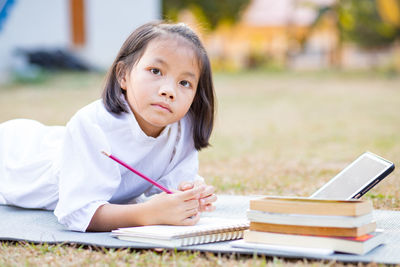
[[116, 62, 127, 90]]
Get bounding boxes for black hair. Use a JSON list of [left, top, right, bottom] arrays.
[[102, 21, 215, 150]]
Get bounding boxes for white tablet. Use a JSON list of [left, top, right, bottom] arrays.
[[310, 152, 395, 200]]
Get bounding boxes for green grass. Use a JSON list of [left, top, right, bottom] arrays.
[[1, 70, 399, 265], [201, 71, 400, 205]]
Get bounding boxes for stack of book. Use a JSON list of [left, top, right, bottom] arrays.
[[242, 196, 384, 255]]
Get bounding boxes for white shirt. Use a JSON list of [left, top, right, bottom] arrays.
[[0, 99, 200, 231]]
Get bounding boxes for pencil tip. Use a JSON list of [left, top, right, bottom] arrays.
[[101, 151, 110, 157]]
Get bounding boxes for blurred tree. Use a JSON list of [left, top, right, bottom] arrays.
[[313, 0, 400, 49], [307, 0, 400, 68], [377, 0, 400, 27], [162, 0, 251, 30], [338, 0, 400, 48]]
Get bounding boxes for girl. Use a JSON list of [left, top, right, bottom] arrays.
[[0, 21, 217, 232]]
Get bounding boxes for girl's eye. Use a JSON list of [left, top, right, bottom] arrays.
[[150, 68, 161, 75], [180, 80, 192, 88]]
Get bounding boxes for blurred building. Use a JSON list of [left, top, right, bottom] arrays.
[[203, 0, 338, 70], [181, 0, 399, 71], [0, 0, 160, 83]]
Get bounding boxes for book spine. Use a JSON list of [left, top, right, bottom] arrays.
[[243, 230, 367, 254], [249, 200, 372, 216], [249, 221, 376, 237], [247, 210, 373, 228]]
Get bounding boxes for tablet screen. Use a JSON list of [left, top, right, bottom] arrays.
[[310, 152, 394, 200]]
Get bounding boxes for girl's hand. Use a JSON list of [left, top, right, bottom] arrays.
[[178, 180, 217, 212], [145, 186, 205, 226]]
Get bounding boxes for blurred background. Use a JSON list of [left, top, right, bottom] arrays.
[[0, 0, 399, 202], [1, 0, 400, 80]]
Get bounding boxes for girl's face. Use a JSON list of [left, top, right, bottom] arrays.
[[120, 36, 200, 137]]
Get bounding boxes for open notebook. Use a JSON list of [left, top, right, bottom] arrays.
[[111, 217, 249, 247]]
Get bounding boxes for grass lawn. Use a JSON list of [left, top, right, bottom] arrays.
[[0, 70, 399, 266]]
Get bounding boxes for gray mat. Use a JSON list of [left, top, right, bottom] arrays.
[[1, 195, 400, 264]]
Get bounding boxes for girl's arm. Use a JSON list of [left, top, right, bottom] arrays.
[[86, 186, 205, 232]]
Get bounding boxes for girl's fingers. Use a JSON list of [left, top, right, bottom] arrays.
[[183, 199, 200, 211], [184, 207, 199, 217], [181, 212, 201, 226], [179, 181, 194, 191], [200, 193, 217, 206], [179, 185, 205, 200], [204, 203, 216, 212], [199, 203, 215, 212], [199, 185, 215, 199]]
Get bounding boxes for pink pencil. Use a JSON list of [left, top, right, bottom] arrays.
[[101, 151, 173, 194]]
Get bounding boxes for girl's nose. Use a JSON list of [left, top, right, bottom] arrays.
[[159, 84, 176, 100]]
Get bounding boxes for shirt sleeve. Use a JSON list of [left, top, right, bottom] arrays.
[[54, 110, 121, 232]]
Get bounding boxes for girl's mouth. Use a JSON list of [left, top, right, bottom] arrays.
[[152, 102, 172, 113]]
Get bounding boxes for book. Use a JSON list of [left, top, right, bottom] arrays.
[[244, 229, 385, 255], [247, 209, 374, 228], [249, 221, 377, 237], [250, 196, 373, 216], [230, 240, 334, 256], [111, 217, 249, 247]]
